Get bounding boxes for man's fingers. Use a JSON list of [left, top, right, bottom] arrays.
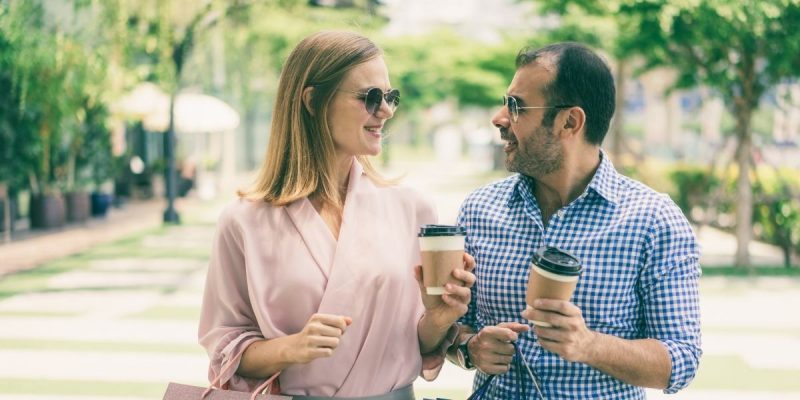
[[532, 299, 580, 316], [497, 322, 531, 335], [480, 325, 526, 343]]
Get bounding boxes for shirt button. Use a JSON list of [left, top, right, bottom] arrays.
[[557, 210, 565, 218]]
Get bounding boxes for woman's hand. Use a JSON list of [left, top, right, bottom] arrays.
[[288, 313, 352, 364], [415, 252, 477, 328]]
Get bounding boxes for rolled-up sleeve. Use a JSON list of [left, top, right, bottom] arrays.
[[198, 204, 266, 391], [640, 197, 702, 394]]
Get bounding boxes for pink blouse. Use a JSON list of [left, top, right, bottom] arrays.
[[198, 160, 444, 397]]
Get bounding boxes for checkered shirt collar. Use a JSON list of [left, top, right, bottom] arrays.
[[509, 148, 620, 208]]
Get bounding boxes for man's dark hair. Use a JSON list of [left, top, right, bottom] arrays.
[[515, 42, 615, 145]]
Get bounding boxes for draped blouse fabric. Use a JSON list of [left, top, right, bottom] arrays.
[[198, 160, 440, 397]]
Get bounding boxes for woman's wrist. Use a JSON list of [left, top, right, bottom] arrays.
[[422, 310, 457, 334], [277, 334, 298, 365]]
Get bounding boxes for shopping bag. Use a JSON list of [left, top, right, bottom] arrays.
[[164, 371, 290, 400], [162, 382, 292, 400], [466, 344, 545, 400]]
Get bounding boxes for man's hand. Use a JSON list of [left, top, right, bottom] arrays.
[[414, 253, 476, 329], [521, 299, 598, 363], [469, 322, 530, 374]]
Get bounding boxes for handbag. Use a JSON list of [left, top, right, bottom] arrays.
[[466, 343, 546, 400], [163, 369, 291, 400]]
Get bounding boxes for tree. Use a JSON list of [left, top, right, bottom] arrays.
[[532, 1, 636, 162], [618, 0, 800, 267]]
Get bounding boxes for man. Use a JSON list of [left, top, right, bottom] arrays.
[[447, 42, 701, 399]]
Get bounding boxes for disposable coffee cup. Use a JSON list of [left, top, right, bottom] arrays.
[[419, 225, 466, 296], [526, 246, 582, 327]]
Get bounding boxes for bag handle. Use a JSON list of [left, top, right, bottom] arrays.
[[466, 342, 546, 400], [202, 358, 281, 400]]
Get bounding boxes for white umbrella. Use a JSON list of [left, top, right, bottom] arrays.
[[112, 82, 170, 119], [143, 92, 240, 134]]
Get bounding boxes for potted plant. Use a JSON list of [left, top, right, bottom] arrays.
[[80, 102, 115, 218]]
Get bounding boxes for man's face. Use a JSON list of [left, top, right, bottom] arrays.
[[491, 63, 563, 178]]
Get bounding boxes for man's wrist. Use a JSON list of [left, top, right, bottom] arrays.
[[452, 332, 477, 370]]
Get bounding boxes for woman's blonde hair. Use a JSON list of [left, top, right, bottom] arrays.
[[239, 31, 389, 207]]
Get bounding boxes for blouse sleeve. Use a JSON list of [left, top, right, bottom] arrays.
[[198, 203, 266, 391]]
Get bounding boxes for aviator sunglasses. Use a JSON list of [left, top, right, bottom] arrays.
[[339, 87, 400, 115], [502, 94, 573, 123]]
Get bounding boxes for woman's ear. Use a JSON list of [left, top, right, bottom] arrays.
[[302, 86, 315, 116]]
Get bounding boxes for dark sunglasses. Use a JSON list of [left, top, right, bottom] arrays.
[[502, 95, 573, 122], [339, 87, 400, 115]]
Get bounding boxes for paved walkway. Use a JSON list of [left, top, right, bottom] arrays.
[[0, 158, 797, 399]]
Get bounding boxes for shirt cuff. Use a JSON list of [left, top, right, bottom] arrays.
[[420, 323, 460, 381], [661, 339, 701, 394]]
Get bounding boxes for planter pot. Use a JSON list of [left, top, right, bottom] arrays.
[[30, 193, 66, 229], [66, 191, 91, 222], [90, 192, 113, 217]]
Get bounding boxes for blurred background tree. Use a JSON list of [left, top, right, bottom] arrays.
[[619, 0, 800, 267], [530, 0, 800, 268], [1, 0, 799, 266]]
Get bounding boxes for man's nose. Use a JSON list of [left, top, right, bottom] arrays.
[[491, 107, 509, 129]]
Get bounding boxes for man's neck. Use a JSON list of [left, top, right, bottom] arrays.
[[531, 148, 601, 218]]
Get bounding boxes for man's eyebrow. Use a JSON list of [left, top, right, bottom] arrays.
[[508, 94, 528, 106]]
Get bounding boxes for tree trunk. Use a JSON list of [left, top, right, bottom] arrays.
[[734, 103, 753, 268]]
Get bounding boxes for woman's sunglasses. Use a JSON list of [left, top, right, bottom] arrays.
[[339, 87, 400, 115]]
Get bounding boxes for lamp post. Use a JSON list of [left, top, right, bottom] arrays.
[[163, 92, 180, 224]]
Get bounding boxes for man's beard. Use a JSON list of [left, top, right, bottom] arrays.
[[506, 125, 563, 178]]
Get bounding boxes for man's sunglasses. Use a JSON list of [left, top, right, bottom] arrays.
[[502, 95, 573, 123], [339, 87, 400, 115]]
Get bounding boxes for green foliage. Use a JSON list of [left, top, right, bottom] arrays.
[[0, 1, 117, 194], [668, 164, 800, 267], [669, 165, 721, 217], [752, 170, 800, 267], [381, 30, 525, 110], [619, 0, 800, 111], [77, 102, 114, 188]]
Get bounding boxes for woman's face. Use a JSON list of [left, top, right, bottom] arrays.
[[327, 56, 395, 159]]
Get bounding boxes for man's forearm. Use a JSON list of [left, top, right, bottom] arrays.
[[583, 333, 671, 389]]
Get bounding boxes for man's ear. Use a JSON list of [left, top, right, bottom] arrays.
[[302, 86, 315, 116], [560, 107, 586, 139]]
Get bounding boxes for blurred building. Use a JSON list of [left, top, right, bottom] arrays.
[[382, 0, 552, 43]]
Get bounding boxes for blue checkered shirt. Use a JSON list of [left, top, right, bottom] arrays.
[[457, 150, 702, 399]]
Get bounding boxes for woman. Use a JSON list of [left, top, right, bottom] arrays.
[[198, 31, 475, 399]]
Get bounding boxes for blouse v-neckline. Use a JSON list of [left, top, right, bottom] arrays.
[[284, 160, 361, 279]]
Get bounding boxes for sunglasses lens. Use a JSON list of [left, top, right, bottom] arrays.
[[386, 89, 400, 110], [365, 88, 383, 114], [505, 96, 518, 121]]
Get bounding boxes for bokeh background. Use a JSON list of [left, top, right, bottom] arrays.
[[1, 0, 799, 399]]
